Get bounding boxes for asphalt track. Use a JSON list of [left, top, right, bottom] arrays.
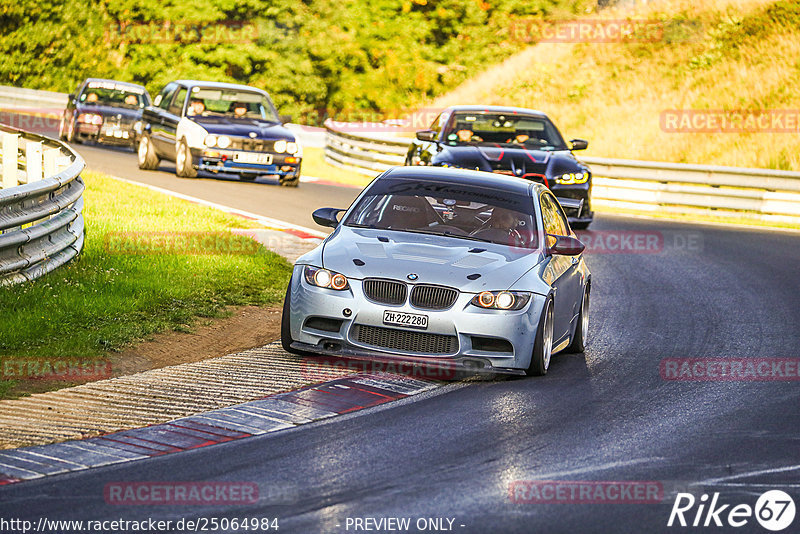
[[1, 118, 800, 533]]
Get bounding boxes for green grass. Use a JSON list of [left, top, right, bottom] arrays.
[[0, 171, 293, 398]]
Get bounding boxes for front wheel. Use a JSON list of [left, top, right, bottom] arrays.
[[58, 115, 67, 140], [66, 116, 78, 144], [526, 298, 554, 376], [279, 175, 299, 187], [565, 285, 589, 353], [138, 134, 160, 170], [281, 278, 297, 354], [175, 140, 197, 178]]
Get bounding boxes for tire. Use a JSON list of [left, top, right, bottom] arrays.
[[175, 140, 197, 178], [565, 285, 589, 353], [137, 134, 160, 170], [58, 115, 67, 141], [571, 220, 591, 230], [525, 298, 554, 376], [66, 116, 78, 144], [281, 278, 297, 354], [279, 175, 299, 187]]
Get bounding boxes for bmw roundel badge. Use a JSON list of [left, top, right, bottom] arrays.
[[407, 273, 419, 281]]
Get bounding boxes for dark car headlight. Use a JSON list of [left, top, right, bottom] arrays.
[[471, 291, 531, 310], [304, 266, 349, 291], [554, 172, 589, 185]]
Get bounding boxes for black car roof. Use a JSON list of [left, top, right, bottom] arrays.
[[379, 166, 546, 196], [173, 80, 269, 95], [443, 105, 549, 118]]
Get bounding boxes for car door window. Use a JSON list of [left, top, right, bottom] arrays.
[[168, 88, 187, 116]]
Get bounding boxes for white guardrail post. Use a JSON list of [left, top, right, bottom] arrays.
[[0, 124, 86, 285], [323, 120, 800, 226]]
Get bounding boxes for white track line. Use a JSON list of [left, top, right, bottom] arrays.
[[699, 464, 800, 486]]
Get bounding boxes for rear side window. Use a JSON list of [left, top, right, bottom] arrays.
[[168, 88, 187, 116]]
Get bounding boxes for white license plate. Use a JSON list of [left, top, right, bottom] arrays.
[[234, 152, 273, 165], [383, 310, 428, 329]]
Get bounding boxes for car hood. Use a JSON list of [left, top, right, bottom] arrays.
[[77, 105, 141, 120], [189, 117, 295, 141], [319, 226, 545, 293], [435, 146, 584, 177]]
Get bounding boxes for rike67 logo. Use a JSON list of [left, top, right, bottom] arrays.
[[668, 490, 795, 531]]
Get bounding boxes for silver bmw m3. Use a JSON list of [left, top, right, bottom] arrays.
[[281, 166, 590, 376]]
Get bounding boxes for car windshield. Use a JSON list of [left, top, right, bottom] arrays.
[[187, 87, 280, 121], [344, 178, 539, 249], [80, 82, 147, 109], [442, 112, 567, 150]]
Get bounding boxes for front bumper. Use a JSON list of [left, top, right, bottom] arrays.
[[193, 147, 301, 176], [550, 184, 593, 224], [77, 123, 135, 145], [287, 265, 546, 375]]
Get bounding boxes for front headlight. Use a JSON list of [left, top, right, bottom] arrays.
[[554, 171, 589, 185], [470, 291, 531, 310], [286, 141, 298, 154], [216, 136, 231, 149], [77, 113, 103, 125], [204, 135, 217, 147], [304, 266, 349, 291], [273, 139, 287, 153]]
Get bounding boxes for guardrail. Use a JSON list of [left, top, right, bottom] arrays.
[[324, 121, 800, 225], [0, 125, 86, 285]]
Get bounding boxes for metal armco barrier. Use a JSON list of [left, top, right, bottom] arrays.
[[323, 120, 800, 225], [0, 125, 86, 285]]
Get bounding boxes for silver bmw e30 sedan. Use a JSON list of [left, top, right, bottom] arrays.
[[281, 166, 590, 376]]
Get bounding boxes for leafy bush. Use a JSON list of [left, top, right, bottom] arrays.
[[0, 0, 592, 121]]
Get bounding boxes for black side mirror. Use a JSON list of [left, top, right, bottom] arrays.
[[547, 234, 585, 256], [416, 130, 438, 142], [280, 114, 292, 124], [312, 207, 345, 228], [570, 138, 588, 151]]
